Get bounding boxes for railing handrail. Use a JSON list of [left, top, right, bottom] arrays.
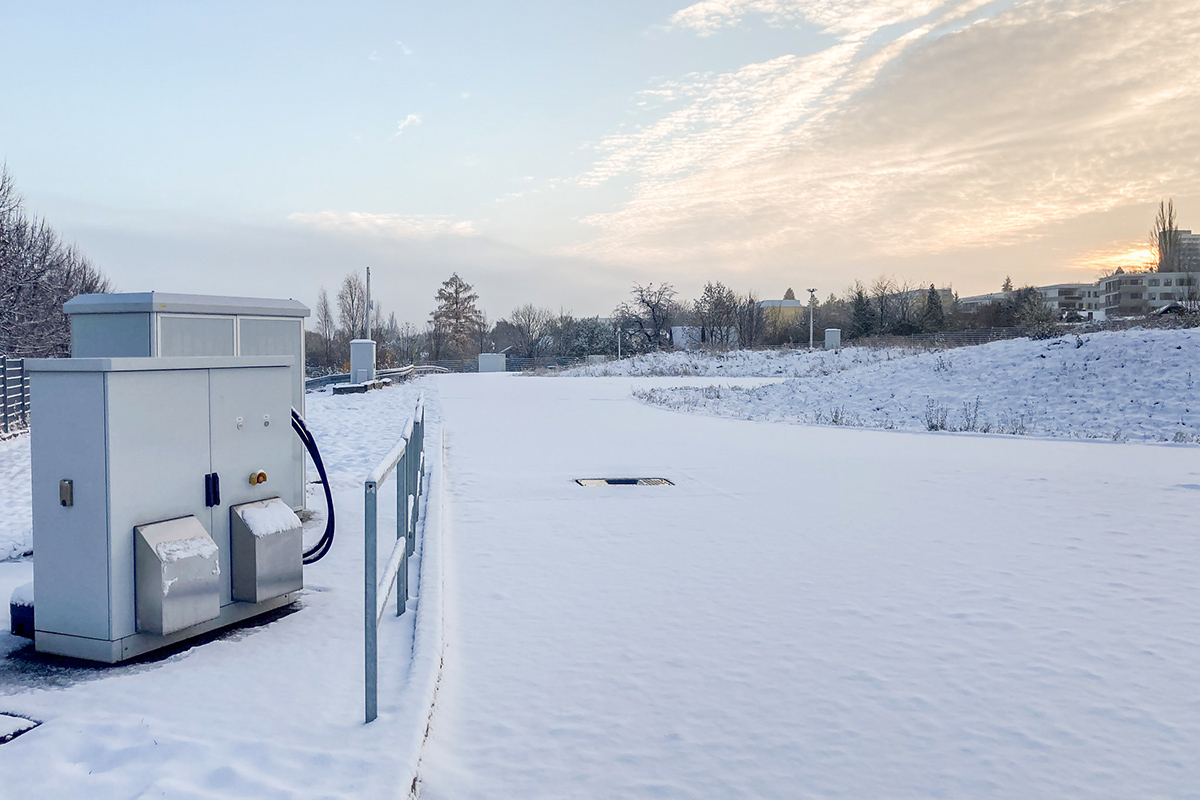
[[363, 392, 427, 723], [306, 364, 449, 390]]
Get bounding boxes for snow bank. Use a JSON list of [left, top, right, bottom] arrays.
[[0, 714, 36, 742], [240, 499, 302, 537], [634, 328, 1200, 442], [558, 345, 921, 378]]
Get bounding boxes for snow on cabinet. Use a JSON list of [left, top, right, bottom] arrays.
[[26, 356, 300, 663]]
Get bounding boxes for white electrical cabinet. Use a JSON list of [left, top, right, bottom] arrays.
[[27, 356, 302, 663], [63, 293, 309, 510]]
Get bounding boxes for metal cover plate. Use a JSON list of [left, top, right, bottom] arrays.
[[576, 478, 673, 486]]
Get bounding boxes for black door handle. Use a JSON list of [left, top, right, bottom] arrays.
[[204, 473, 222, 507]]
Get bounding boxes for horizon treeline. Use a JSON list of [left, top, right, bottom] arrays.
[[305, 271, 1070, 373]]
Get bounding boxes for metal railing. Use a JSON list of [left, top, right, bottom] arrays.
[[363, 394, 426, 723], [305, 364, 449, 390], [1, 357, 30, 435]]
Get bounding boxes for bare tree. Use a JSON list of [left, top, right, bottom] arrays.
[[0, 166, 111, 357], [313, 287, 335, 367], [1151, 199, 1184, 272], [505, 304, 555, 358], [614, 282, 677, 352], [693, 281, 738, 348], [736, 291, 765, 348], [337, 272, 367, 340], [870, 275, 896, 333]]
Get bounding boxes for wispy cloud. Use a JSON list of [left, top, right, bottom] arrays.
[[395, 113, 422, 135], [669, 0, 946, 40], [289, 211, 477, 239], [397, 40, 413, 56], [572, 0, 1200, 270]]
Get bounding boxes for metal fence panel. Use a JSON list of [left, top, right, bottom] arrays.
[[1, 357, 30, 435]]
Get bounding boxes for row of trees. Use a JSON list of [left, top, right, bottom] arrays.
[[0, 167, 110, 357], [305, 269, 1066, 373]]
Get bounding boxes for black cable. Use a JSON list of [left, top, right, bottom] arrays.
[[293, 408, 336, 564]]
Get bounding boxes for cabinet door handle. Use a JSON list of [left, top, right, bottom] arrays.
[[211, 472, 221, 506], [204, 473, 214, 507]]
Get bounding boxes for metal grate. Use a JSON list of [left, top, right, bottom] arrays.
[[576, 478, 673, 486]]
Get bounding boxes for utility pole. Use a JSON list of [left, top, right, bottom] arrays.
[[807, 288, 817, 350], [365, 266, 371, 340]]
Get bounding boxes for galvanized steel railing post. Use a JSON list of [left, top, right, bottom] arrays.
[[363, 393, 426, 724], [396, 450, 407, 618], [364, 480, 379, 723]]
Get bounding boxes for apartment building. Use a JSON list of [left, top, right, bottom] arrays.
[[1099, 271, 1198, 316]]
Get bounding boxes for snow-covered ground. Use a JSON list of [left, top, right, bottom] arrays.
[[3, 339, 1200, 797], [0, 434, 32, 560], [0, 379, 440, 797], [627, 328, 1200, 443], [560, 344, 920, 378], [419, 373, 1200, 798]]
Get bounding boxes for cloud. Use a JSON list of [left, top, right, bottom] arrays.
[[395, 113, 422, 135], [572, 0, 1200, 272], [669, 0, 946, 40], [288, 211, 477, 239], [397, 40, 413, 56]]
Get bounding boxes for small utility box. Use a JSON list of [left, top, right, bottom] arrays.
[[825, 329, 842, 350], [134, 515, 221, 636], [230, 498, 303, 604], [479, 353, 506, 373], [350, 339, 376, 384], [26, 356, 299, 662], [586, 355, 606, 365]]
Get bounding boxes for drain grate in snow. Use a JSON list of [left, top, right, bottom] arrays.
[[576, 478, 673, 486], [0, 714, 39, 745]]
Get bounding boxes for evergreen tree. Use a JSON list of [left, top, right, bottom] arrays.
[[921, 284, 945, 331], [783, 287, 796, 300], [849, 286, 875, 339], [431, 273, 485, 359], [1002, 275, 1013, 292]]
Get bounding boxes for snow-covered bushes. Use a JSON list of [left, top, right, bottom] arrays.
[[633, 328, 1200, 443]]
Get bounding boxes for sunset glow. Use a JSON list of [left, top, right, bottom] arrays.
[[1069, 246, 1156, 275]]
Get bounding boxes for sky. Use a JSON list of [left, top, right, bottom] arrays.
[[3, 0, 1200, 324]]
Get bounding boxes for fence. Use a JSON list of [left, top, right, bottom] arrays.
[[305, 364, 449, 390], [1, 357, 30, 435], [363, 393, 426, 723]]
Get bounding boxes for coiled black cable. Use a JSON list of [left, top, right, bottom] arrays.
[[293, 408, 336, 564]]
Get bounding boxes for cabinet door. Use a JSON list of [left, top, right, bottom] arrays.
[[106, 369, 213, 639], [208, 366, 295, 605]]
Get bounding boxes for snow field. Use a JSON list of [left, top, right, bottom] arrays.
[[630, 328, 1200, 442], [418, 373, 1200, 798], [0, 379, 442, 798]]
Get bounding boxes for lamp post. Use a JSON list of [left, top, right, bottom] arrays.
[[365, 266, 372, 341], [807, 288, 817, 350]]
